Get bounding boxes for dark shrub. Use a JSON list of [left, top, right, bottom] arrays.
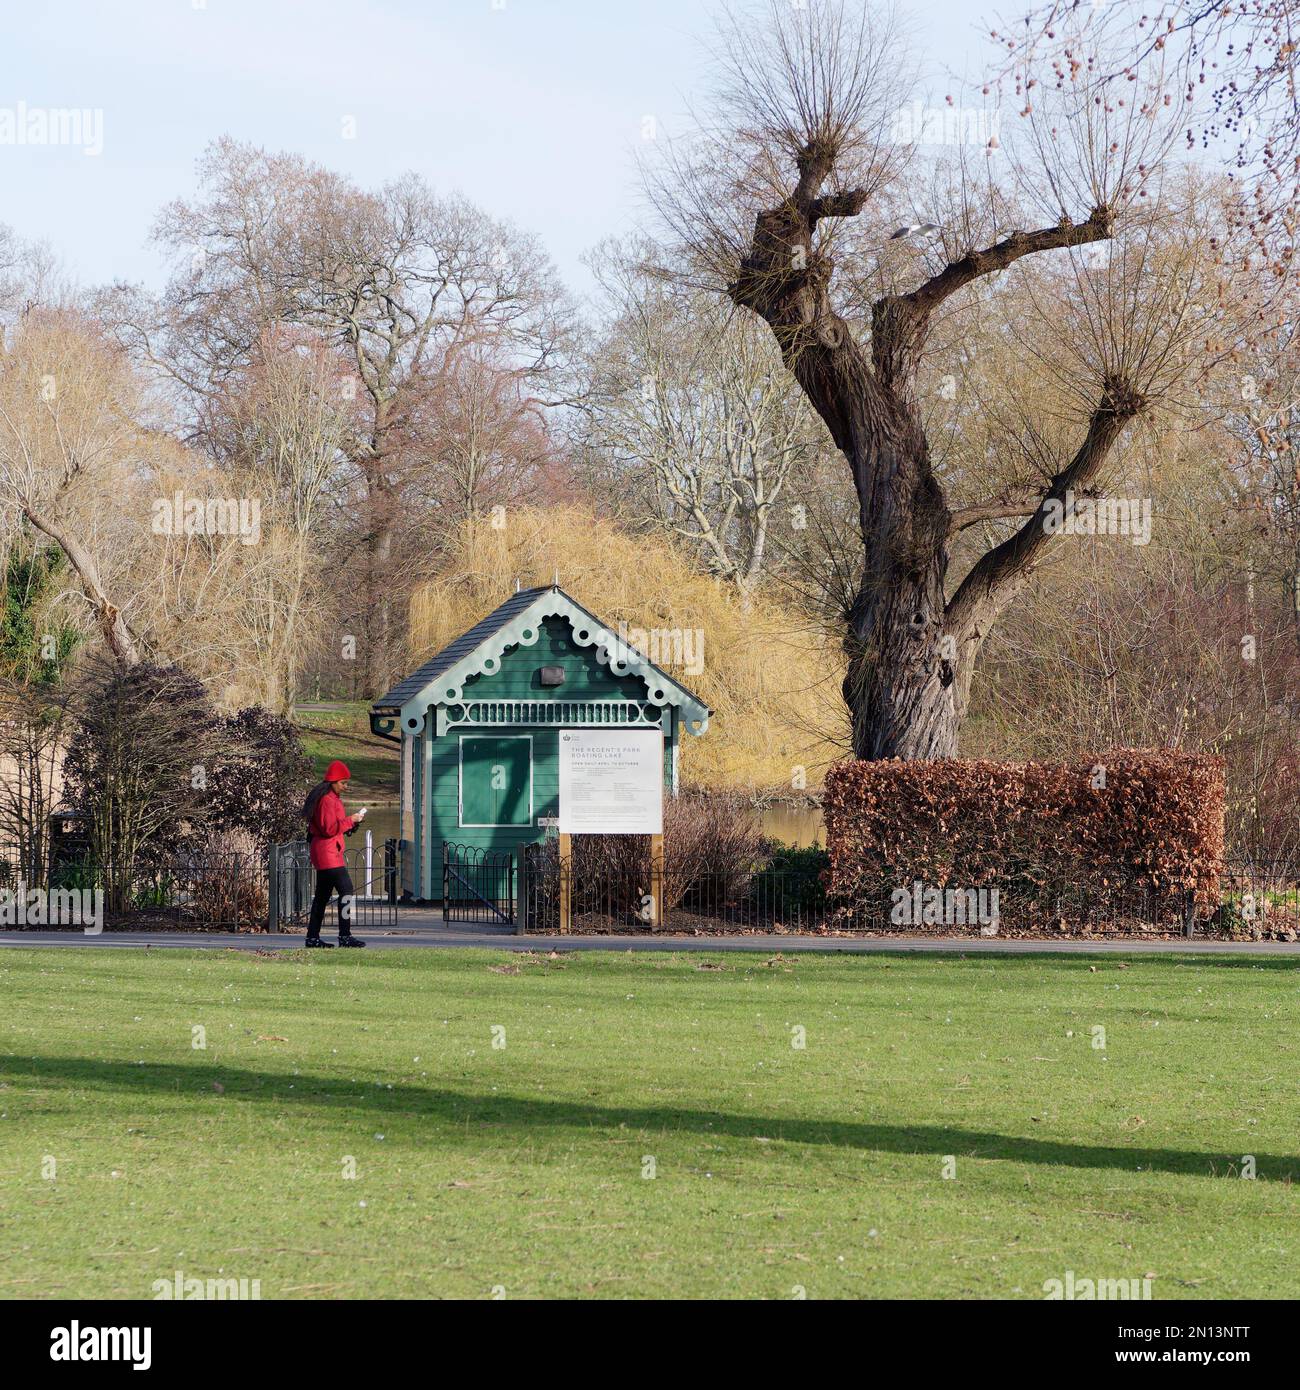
[[211, 706, 313, 849], [753, 843, 829, 915], [63, 661, 226, 907], [63, 664, 314, 914]]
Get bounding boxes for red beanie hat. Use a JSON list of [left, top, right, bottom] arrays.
[[325, 760, 351, 782]]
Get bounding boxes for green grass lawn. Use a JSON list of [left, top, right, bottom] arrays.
[[1, 947, 1296, 1299]]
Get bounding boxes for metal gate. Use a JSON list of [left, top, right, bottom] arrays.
[[443, 842, 515, 925], [270, 836, 400, 932]]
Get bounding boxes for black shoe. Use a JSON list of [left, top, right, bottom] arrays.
[[304, 937, 334, 949], [338, 936, 366, 948]]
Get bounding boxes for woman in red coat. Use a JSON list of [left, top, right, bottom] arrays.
[[302, 760, 367, 947]]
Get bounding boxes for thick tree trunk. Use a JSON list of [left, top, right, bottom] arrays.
[[844, 579, 962, 760], [837, 391, 1135, 759], [838, 425, 962, 759]]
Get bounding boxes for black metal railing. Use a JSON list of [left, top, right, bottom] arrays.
[[520, 842, 822, 934], [1214, 859, 1300, 937], [520, 843, 663, 933], [0, 837, 401, 933], [2, 852, 271, 931], [270, 840, 313, 931], [269, 838, 400, 932], [0, 841, 43, 890], [518, 847, 1300, 938], [443, 842, 515, 925]]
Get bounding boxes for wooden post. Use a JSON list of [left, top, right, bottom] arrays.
[[267, 844, 280, 934], [514, 847, 527, 936], [650, 833, 665, 932], [558, 832, 572, 934]]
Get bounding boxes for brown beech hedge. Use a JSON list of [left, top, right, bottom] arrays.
[[822, 752, 1226, 929]]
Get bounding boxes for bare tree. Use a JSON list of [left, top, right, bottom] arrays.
[[200, 329, 348, 712], [1220, 318, 1300, 658], [412, 329, 558, 524], [581, 240, 825, 596], [648, 0, 1266, 758], [0, 312, 143, 666], [0, 678, 74, 879], [110, 139, 574, 693], [1002, 1, 1300, 228], [0, 224, 64, 328], [0, 307, 310, 702]]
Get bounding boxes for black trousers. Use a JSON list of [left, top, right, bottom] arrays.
[[307, 866, 356, 938]]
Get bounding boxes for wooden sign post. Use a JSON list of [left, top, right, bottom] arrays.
[[558, 832, 572, 934], [649, 832, 665, 932]]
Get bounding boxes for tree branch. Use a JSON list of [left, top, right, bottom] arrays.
[[808, 189, 870, 222], [22, 505, 141, 667], [904, 206, 1115, 315], [871, 206, 1115, 389], [947, 498, 1045, 534], [945, 376, 1145, 641]]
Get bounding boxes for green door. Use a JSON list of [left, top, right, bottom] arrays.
[[459, 735, 533, 828]]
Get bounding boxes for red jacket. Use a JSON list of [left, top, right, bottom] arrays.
[[309, 789, 356, 869]]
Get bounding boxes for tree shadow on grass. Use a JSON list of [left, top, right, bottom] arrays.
[[877, 951, 1300, 972], [4, 1054, 1296, 1180]]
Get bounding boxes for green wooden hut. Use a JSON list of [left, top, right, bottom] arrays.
[[369, 585, 710, 901]]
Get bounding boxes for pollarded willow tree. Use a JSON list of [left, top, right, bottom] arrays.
[[647, 0, 1279, 759]]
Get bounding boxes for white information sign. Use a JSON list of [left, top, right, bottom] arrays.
[[558, 729, 663, 834]]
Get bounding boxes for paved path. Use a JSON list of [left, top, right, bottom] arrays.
[[2, 926, 1298, 956]]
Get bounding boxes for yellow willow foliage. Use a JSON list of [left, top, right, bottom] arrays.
[[407, 508, 848, 791]]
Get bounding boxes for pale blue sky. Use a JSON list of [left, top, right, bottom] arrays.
[[1, 0, 992, 299]]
